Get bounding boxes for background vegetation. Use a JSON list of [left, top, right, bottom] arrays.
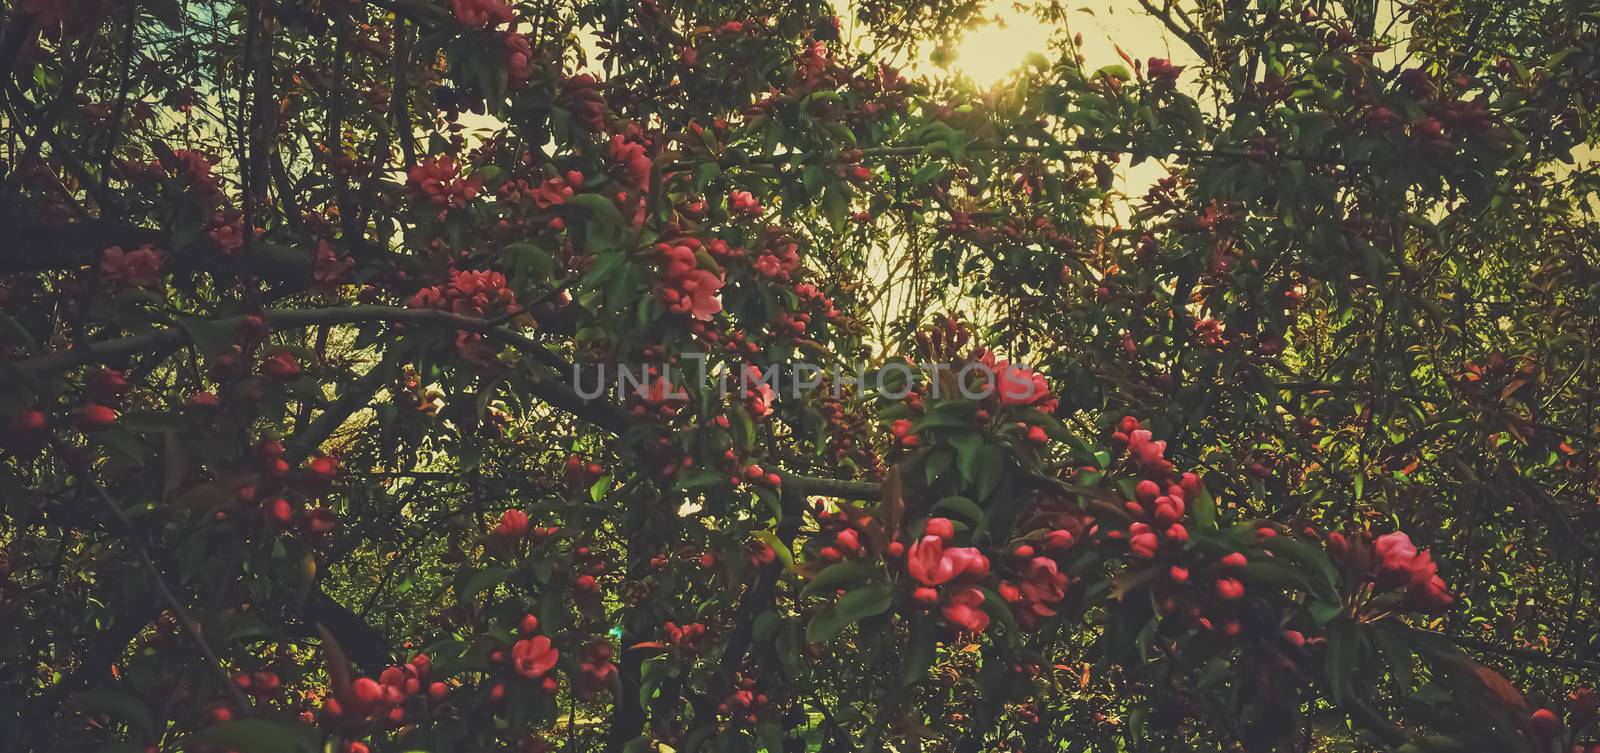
[[1, 0, 1598, 752]]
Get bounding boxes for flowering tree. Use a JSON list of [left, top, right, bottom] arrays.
[[1, 0, 1599, 752]]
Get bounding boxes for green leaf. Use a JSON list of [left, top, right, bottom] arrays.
[[801, 561, 880, 598], [163, 431, 188, 493], [806, 583, 893, 642], [68, 689, 154, 739], [676, 468, 727, 491], [181, 719, 318, 753], [1191, 484, 1217, 530], [1196, 657, 1229, 689], [97, 427, 145, 466], [1237, 559, 1314, 594], [504, 242, 555, 284], [457, 566, 512, 604], [1373, 623, 1415, 698], [143, 0, 185, 29], [1324, 618, 1360, 703], [0, 311, 39, 354], [176, 317, 240, 357], [821, 181, 850, 232], [931, 496, 984, 528], [922, 449, 953, 485], [899, 616, 938, 686], [1262, 535, 1338, 598], [728, 404, 754, 452], [568, 193, 626, 228], [910, 163, 944, 188], [752, 530, 795, 571], [1093, 64, 1132, 81], [975, 585, 1019, 642], [950, 431, 984, 483], [1110, 566, 1161, 600], [580, 250, 627, 290]]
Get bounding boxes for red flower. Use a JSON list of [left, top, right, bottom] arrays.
[[906, 536, 989, 587], [450, 0, 512, 28], [532, 171, 583, 209], [559, 74, 608, 131], [1529, 708, 1561, 739], [262, 352, 302, 381], [304, 508, 338, 535], [1374, 531, 1453, 610], [1147, 57, 1183, 86], [729, 190, 762, 217], [209, 210, 245, 255], [406, 156, 482, 209], [495, 509, 530, 539], [504, 32, 535, 82], [349, 677, 383, 712], [100, 244, 164, 288], [305, 455, 339, 482], [1125, 429, 1173, 473], [891, 418, 918, 447], [313, 240, 354, 286], [741, 365, 775, 419], [1018, 557, 1068, 610], [659, 268, 724, 321], [941, 586, 989, 633], [657, 242, 699, 279], [11, 409, 47, 432], [410, 269, 519, 323], [1129, 534, 1159, 558], [608, 135, 652, 187], [752, 254, 784, 278], [76, 403, 118, 432], [512, 635, 559, 678], [164, 149, 226, 205], [88, 368, 130, 398]]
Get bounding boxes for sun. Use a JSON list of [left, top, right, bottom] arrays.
[[943, 9, 1055, 86]]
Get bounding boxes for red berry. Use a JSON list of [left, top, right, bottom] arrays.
[[351, 677, 383, 710], [1531, 708, 1562, 739], [88, 368, 131, 397], [261, 351, 302, 380], [76, 403, 118, 431], [12, 410, 46, 432]]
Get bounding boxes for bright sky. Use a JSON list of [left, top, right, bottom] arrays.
[[927, 0, 1200, 85], [906, 0, 1201, 202]]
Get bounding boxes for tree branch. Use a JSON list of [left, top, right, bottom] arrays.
[[4, 305, 882, 500]]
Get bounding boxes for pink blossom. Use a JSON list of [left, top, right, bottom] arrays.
[[511, 636, 558, 678], [660, 268, 723, 321], [941, 586, 989, 633], [100, 244, 164, 288], [504, 32, 535, 81], [451, 0, 512, 28], [906, 536, 989, 587]]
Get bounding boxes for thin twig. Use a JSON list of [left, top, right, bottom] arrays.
[[56, 437, 255, 714]]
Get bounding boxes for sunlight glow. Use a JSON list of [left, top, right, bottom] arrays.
[[943, 12, 1054, 86]]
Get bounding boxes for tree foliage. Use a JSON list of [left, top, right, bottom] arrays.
[[1, 0, 1599, 752]]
